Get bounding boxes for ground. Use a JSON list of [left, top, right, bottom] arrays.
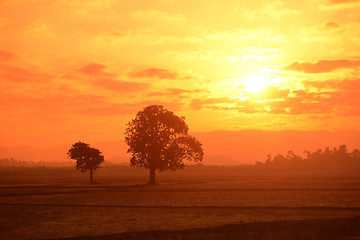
[[0, 169, 360, 239]]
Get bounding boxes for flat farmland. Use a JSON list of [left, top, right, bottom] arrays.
[[1, 172, 360, 239]]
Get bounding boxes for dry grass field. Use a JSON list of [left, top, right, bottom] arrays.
[[1, 168, 360, 239]]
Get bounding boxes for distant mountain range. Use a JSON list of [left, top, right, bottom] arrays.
[[1, 130, 360, 166]]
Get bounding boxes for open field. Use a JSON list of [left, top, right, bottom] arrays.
[[1, 169, 360, 239]]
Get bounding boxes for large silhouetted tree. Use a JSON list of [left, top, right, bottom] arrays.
[[125, 105, 204, 184], [67, 142, 104, 183]]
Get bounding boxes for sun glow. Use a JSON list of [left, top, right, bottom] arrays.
[[243, 73, 270, 92]]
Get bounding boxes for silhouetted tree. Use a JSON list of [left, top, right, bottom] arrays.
[[264, 145, 360, 173], [125, 105, 204, 184], [67, 142, 104, 183], [351, 148, 360, 158]]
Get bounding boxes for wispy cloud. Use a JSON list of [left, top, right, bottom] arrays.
[[0, 64, 53, 83], [0, 50, 17, 61], [131, 9, 187, 22], [283, 60, 360, 73], [320, 0, 360, 9], [94, 78, 149, 92], [65, 63, 149, 93], [147, 88, 204, 97], [128, 68, 180, 79], [23, 19, 56, 38]]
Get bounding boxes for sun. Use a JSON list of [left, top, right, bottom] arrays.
[[242, 73, 269, 92]]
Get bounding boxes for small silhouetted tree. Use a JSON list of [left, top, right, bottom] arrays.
[[125, 105, 204, 185], [67, 142, 104, 183]]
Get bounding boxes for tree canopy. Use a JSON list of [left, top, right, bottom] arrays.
[[257, 145, 360, 173], [125, 105, 203, 184], [67, 141, 104, 183]]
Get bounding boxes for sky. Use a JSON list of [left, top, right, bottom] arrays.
[[1, 0, 360, 147]]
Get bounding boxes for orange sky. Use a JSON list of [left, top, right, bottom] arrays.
[[1, 0, 360, 147]]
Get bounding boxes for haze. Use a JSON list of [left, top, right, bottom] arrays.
[[1, 0, 360, 153]]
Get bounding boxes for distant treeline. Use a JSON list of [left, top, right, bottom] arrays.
[[255, 145, 360, 173], [0, 158, 73, 167], [0, 158, 123, 167], [2, 145, 360, 176]]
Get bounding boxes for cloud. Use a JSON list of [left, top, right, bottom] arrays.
[[1, 75, 180, 117], [190, 97, 238, 110], [0, 92, 105, 112], [246, 86, 290, 100], [271, 83, 360, 116], [190, 98, 203, 110], [189, 79, 360, 117], [235, 0, 300, 21], [0, 90, 139, 116], [134, 100, 185, 112], [55, 0, 114, 8], [131, 10, 187, 22], [272, 93, 332, 115], [191, 95, 290, 113], [327, 0, 360, 5], [0, 64, 53, 83], [78, 63, 121, 83], [74, 103, 136, 116], [322, 21, 340, 31], [0, 50, 17, 61], [94, 78, 149, 92], [24, 19, 56, 38], [283, 60, 360, 73], [1, 0, 43, 5], [75, 100, 186, 116], [147, 88, 204, 97], [128, 68, 180, 79], [261, 0, 301, 18], [79, 63, 110, 76], [320, 0, 360, 9], [66, 63, 149, 92], [205, 28, 287, 43], [303, 78, 360, 91]]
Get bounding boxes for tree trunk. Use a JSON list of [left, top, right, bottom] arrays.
[[90, 168, 94, 184], [149, 168, 156, 185]]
